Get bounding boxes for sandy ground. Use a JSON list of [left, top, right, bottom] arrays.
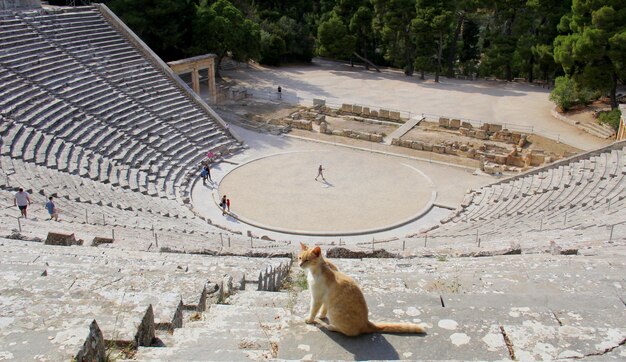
[[191, 125, 494, 242], [218, 150, 433, 234], [219, 58, 611, 151]]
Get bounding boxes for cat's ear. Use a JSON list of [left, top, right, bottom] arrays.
[[312, 246, 321, 257], [300, 242, 308, 251]]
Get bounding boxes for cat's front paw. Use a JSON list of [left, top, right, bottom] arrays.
[[304, 317, 316, 324]]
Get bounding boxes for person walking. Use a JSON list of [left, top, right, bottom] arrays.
[[277, 86, 282, 99], [200, 166, 208, 185], [205, 164, 212, 182], [45, 196, 58, 221], [14, 188, 31, 218], [315, 164, 325, 181], [226, 197, 230, 212], [221, 195, 227, 215]]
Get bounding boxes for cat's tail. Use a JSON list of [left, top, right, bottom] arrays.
[[367, 321, 426, 334]]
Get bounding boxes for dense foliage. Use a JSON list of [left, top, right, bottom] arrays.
[[104, 0, 624, 109]]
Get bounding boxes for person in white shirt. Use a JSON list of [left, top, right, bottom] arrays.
[[14, 188, 31, 218]]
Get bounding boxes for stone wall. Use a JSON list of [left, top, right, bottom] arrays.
[[45, 232, 83, 246], [392, 137, 548, 172], [441, 118, 527, 147], [340, 104, 404, 122]]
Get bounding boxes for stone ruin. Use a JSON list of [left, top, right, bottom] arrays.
[[340, 103, 402, 122], [266, 104, 553, 174], [439, 117, 528, 147]]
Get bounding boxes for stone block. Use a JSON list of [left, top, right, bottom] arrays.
[[370, 110, 378, 117], [379, 109, 390, 118], [529, 152, 545, 166], [319, 121, 328, 134], [315, 114, 326, 123], [459, 127, 470, 136], [400, 139, 412, 148], [432, 145, 445, 154], [135, 305, 155, 347], [494, 155, 507, 164], [370, 134, 383, 142], [423, 143, 433, 152], [332, 130, 344, 137], [341, 104, 352, 113], [92, 237, 113, 246], [75, 320, 106, 362], [475, 129, 488, 140], [449, 119, 461, 129], [389, 111, 401, 121], [461, 121, 473, 129], [391, 138, 399, 145], [483, 163, 502, 174], [352, 105, 362, 114], [439, 117, 450, 128], [488, 123, 503, 133], [45, 232, 82, 246], [361, 107, 370, 116], [313, 98, 326, 106], [411, 141, 424, 150], [506, 155, 526, 167], [481, 123, 490, 131]]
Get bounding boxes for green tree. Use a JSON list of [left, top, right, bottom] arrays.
[[349, 6, 374, 63], [372, 0, 417, 75], [317, 12, 356, 59], [193, 0, 261, 71], [413, 0, 454, 82], [554, 0, 626, 109], [108, 0, 195, 61]]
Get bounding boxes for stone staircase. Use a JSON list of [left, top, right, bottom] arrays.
[[579, 120, 616, 139], [119, 250, 626, 361], [0, 238, 290, 361]]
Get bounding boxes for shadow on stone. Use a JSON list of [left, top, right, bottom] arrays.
[[318, 326, 412, 360]]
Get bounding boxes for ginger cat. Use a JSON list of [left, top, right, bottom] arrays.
[[298, 243, 426, 336]]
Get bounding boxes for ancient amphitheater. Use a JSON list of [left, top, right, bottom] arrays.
[[0, 2, 625, 361]]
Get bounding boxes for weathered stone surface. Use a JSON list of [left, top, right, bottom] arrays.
[[389, 111, 401, 121], [45, 232, 82, 246], [439, 117, 450, 128], [506, 155, 526, 167], [341, 104, 352, 113], [474, 130, 488, 140], [361, 107, 370, 116], [449, 119, 461, 129], [488, 123, 502, 133], [326, 247, 398, 258], [432, 145, 445, 154], [370, 134, 383, 142], [75, 320, 106, 362], [461, 121, 473, 129], [92, 237, 113, 246], [319, 121, 328, 134], [313, 98, 326, 106], [370, 110, 379, 117], [352, 105, 362, 114], [135, 305, 156, 347], [379, 109, 390, 118]]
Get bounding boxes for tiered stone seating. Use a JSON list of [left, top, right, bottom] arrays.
[[0, 239, 289, 361], [132, 251, 626, 361], [0, 5, 240, 202], [409, 142, 626, 252]]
